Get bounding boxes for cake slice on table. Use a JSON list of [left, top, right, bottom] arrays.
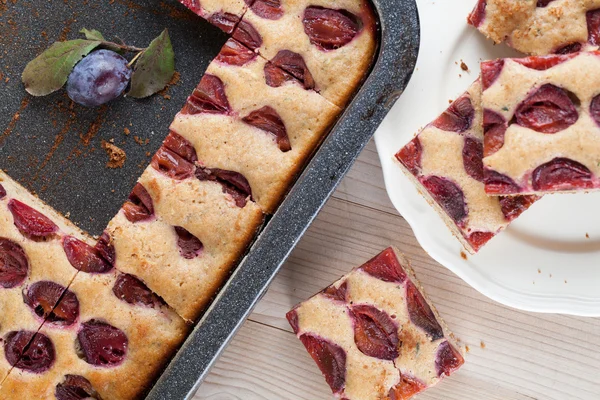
[[0, 268, 189, 400], [468, 0, 600, 55], [233, 0, 378, 107], [0, 171, 106, 387], [395, 81, 537, 254], [286, 247, 464, 400], [481, 51, 600, 196]]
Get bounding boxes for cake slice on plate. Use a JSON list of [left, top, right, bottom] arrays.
[[287, 247, 464, 400], [481, 51, 600, 196], [468, 0, 600, 55], [395, 81, 537, 253]]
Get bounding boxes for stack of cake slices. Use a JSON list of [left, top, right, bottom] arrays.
[[395, 0, 600, 254], [0, 0, 377, 398]]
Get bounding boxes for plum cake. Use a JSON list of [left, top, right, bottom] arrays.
[[0, 268, 188, 400], [171, 38, 341, 214], [286, 247, 464, 400], [179, 0, 248, 33], [233, 0, 378, 107], [481, 51, 600, 195], [395, 81, 537, 253], [0, 171, 105, 388], [468, 0, 600, 55]]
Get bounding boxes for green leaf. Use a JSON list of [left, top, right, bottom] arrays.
[[22, 39, 101, 96], [80, 28, 105, 41], [127, 29, 175, 98]]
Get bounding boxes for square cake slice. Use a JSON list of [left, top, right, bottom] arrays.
[[395, 81, 537, 253], [481, 52, 600, 195], [0, 171, 103, 386], [0, 268, 189, 400], [171, 38, 341, 214], [286, 247, 464, 400], [234, 0, 377, 107], [468, 0, 600, 55], [179, 0, 248, 33]]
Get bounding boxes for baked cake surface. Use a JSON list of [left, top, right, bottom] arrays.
[[171, 38, 341, 214], [234, 0, 377, 107], [286, 247, 464, 400], [0, 171, 96, 387], [468, 0, 600, 55], [0, 269, 188, 400], [481, 51, 600, 195], [395, 82, 537, 253], [105, 164, 264, 322]]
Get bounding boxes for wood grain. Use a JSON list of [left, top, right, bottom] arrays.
[[193, 140, 600, 400]]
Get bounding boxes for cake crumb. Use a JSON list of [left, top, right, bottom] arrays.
[[123, 127, 130, 135], [480, 341, 485, 349], [537, 268, 541, 274], [460, 251, 467, 260], [460, 60, 469, 71], [465, 345, 470, 353], [101, 140, 126, 169], [586, 232, 590, 239]]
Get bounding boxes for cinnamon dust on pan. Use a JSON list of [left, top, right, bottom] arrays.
[[101, 140, 126, 168]]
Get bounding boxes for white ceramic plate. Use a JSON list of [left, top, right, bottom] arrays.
[[375, 0, 600, 316]]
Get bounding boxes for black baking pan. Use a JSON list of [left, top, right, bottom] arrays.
[[0, 0, 419, 398]]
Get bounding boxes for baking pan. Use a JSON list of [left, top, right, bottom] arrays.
[[0, 0, 419, 398]]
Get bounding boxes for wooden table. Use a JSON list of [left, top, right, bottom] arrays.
[[193, 140, 600, 400]]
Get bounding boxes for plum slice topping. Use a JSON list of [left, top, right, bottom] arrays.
[[360, 247, 406, 284], [55, 375, 101, 400], [0, 183, 6, 199], [95, 231, 115, 267], [216, 39, 257, 66], [63, 236, 113, 273], [23, 281, 79, 326], [122, 183, 154, 223], [242, 106, 291, 152], [432, 94, 474, 133], [396, 137, 422, 175], [499, 195, 538, 222], [322, 281, 347, 302], [531, 158, 593, 191], [388, 374, 427, 400], [303, 6, 360, 51], [467, 231, 495, 253], [481, 59, 504, 90], [233, 20, 263, 50], [207, 11, 238, 34], [183, 74, 231, 115], [8, 199, 58, 240], [435, 341, 464, 377], [247, 0, 284, 19], [483, 109, 507, 157], [77, 320, 128, 367], [113, 273, 163, 308], [462, 137, 484, 182], [0, 238, 28, 288], [467, 0, 486, 27], [299, 333, 346, 393], [350, 304, 399, 360], [420, 176, 468, 225], [406, 280, 444, 341], [174, 226, 203, 259], [484, 170, 521, 194], [151, 131, 198, 179], [196, 167, 253, 207], [4, 330, 55, 373], [269, 50, 315, 90], [587, 9, 600, 46], [514, 84, 578, 133]]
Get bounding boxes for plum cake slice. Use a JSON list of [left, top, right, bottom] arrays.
[[468, 0, 600, 55], [0, 268, 188, 400], [233, 0, 377, 107], [179, 0, 249, 33], [481, 52, 600, 195], [104, 162, 264, 323], [171, 38, 341, 214], [286, 247, 464, 400], [395, 81, 537, 253], [0, 171, 111, 387]]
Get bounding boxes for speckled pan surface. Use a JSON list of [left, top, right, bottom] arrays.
[[0, 0, 419, 398]]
